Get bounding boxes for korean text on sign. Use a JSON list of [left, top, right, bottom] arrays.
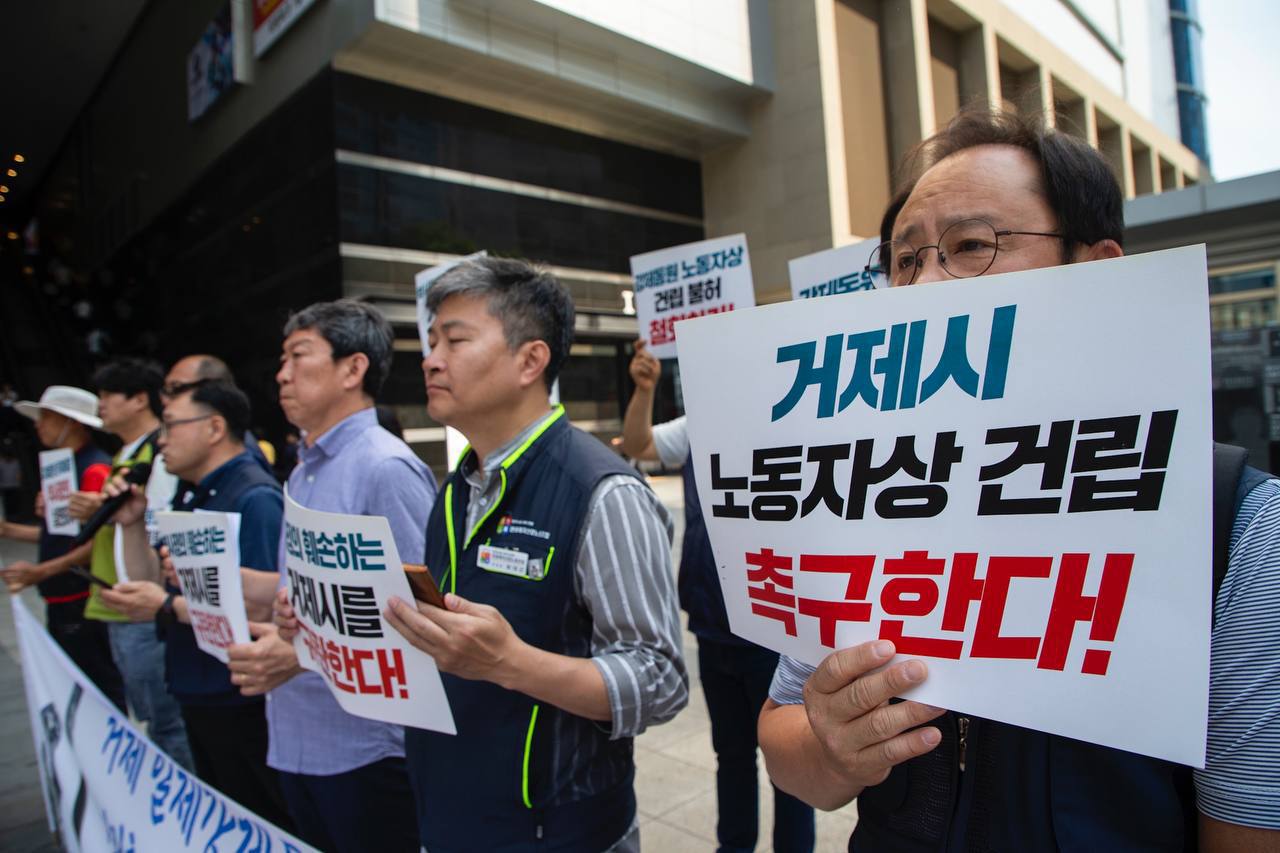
[[630, 234, 757, 359], [155, 511, 251, 664], [675, 246, 1213, 766], [283, 491, 456, 733]]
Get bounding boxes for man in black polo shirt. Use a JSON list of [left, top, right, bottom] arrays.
[[100, 380, 292, 829]]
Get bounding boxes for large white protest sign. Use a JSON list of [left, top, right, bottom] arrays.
[[676, 245, 1212, 766], [283, 491, 456, 733], [155, 511, 251, 663], [13, 597, 315, 853], [788, 236, 886, 301], [630, 234, 756, 359], [39, 448, 80, 536]]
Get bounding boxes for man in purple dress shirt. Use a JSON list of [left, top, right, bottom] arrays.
[[226, 299, 436, 853]]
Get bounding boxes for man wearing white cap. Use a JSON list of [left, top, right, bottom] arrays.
[[1, 385, 126, 709]]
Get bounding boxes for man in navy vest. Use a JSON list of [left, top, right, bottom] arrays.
[[99, 380, 293, 830], [757, 109, 1280, 851], [621, 339, 815, 853], [385, 257, 689, 852]]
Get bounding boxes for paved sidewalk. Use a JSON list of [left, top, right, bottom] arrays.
[[0, 539, 59, 853], [0, 477, 857, 852], [635, 476, 857, 852]]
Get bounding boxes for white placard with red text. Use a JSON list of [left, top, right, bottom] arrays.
[[283, 491, 456, 733], [39, 448, 80, 536], [788, 236, 886, 301], [630, 234, 756, 359], [155, 511, 251, 664], [675, 245, 1212, 766]]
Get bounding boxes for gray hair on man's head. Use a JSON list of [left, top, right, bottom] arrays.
[[427, 257, 575, 390], [283, 298, 395, 398]]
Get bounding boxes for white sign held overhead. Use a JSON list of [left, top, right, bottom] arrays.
[[155, 511, 252, 664], [675, 246, 1212, 767], [788, 236, 886, 301], [283, 491, 456, 733], [630, 234, 756, 359]]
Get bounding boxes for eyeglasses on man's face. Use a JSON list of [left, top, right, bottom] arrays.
[[866, 218, 1064, 286], [159, 414, 214, 437]]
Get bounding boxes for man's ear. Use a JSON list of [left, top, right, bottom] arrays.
[[207, 414, 230, 447], [1074, 239, 1124, 263], [515, 340, 552, 390], [342, 352, 370, 393]]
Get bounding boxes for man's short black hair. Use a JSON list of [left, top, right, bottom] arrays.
[[427, 257, 575, 390], [93, 357, 165, 417], [186, 381, 251, 443], [283, 299, 394, 398], [891, 108, 1124, 261]]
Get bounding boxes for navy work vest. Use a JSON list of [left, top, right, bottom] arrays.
[[680, 456, 746, 645], [408, 409, 642, 852], [163, 452, 281, 705], [850, 444, 1274, 852]]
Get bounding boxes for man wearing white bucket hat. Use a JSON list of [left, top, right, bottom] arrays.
[[1, 385, 126, 709]]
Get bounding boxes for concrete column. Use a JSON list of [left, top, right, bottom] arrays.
[[1037, 66, 1054, 127], [958, 22, 1000, 109], [881, 0, 936, 167], [1118, 128, 1136, 198]]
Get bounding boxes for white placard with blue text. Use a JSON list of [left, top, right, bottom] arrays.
[[630, 234, 756, 359], [283, 491, 456, 733], [675, 246, 1212, 766], [788, 236, 886, 301], [13, 597, 315, 852], [155, 511, 251, 664], [39, 447, 80, 536]]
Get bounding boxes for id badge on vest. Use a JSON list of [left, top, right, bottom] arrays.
[[477, 544, 547, 580]]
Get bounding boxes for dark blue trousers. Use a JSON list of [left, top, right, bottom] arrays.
[[698, 637, 816, 853], [277, 756, 419, 853]]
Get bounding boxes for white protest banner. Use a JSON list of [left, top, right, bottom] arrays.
[[283, 491, 456, 733], [788, 236, 886, 301], [155, 511, 251, 663], [39, 448, 80, 536], [676, 245, 1212, 766], [13, 597, 315, 853], [630, 234, 756, 359]]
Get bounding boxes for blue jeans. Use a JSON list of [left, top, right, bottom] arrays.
[[699, 637, 816, 853], [107, 621, 193, 771]]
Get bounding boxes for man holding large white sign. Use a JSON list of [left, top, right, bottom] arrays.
[[630, 233, 756, 359], [225, 299, 436, 853], [679, 111, 1280, 850]]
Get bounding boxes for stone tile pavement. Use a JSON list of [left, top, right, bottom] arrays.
[[0, 475, 857, 852]]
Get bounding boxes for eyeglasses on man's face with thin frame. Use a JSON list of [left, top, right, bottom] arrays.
[[158, 414, 214, 437], [866, 218, 1064, 286]]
